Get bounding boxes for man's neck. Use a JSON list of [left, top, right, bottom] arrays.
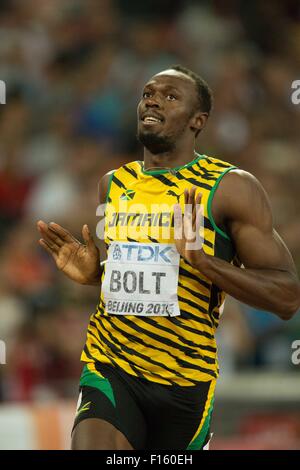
[[143, 144, 196, 171]]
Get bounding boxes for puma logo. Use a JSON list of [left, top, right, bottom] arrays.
[[76, 401, 91, 416], [166, 190, 183, 203]]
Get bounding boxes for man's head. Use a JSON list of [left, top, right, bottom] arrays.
[[137, 65, 213, 154]]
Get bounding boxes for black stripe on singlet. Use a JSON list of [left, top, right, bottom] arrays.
[[204, 216, 214, 232], [147, 235, 160, 243], [87, 323, 142, 378], [176, 359, 217, 377], [99, 304, 197, 356], [87, 325, 144, 378], [123, 165, 138, 179], [94, 305, 216, 351], [208, 284, 223, 325], [212, 309, 220, 324], [83, 343, 95, 361], [151, 173, 179, 188], [175, 171, 214, 191], [179, 265, 211, 291], [205, 158, 232, 169], [129, 315, 204, 349], [170, 316, 215, 343], [126, 236, 138, 242], [107, 320, 215, 372], [114, 315, 201, 358], [93, 307, 217, 376], [178, 281, 209, 303], [186, 165, 219, 181], [95, 358, 143, 380], [88, 323, 122, 358], [109, 316, 216, 372], [93, 317, 196, 384], [178, 295, 213, 326], [112, 174, 127, 190], [129, 317, 216, 366], [87, 331, 151, 380], [196, 161, 221, 178], [91, 326, 174, 384], [178, 309, 214, 336], [203, 238, 214, 249]]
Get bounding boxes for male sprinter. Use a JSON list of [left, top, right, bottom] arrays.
[[37, 65, 300, 450]]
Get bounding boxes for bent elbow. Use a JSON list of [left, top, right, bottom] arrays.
[[278, 308, 297, 321], [277, 295, 300, 321], [276, 278, 300, 320]]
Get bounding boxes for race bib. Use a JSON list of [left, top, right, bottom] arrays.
[[102, 242, 180, 317]]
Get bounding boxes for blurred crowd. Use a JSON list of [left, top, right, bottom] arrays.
[[0, 0, 299, 402]]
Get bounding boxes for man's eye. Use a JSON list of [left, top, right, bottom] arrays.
[[143, 92, 152, 98], [167, 94, 177, 101]]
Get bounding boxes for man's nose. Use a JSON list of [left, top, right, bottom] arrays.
[[145, 96, 161, 108]]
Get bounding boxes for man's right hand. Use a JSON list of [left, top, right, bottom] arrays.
[[37, 221, 101, 285]]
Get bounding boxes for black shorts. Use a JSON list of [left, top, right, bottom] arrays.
[[72, 362, 215, 450]]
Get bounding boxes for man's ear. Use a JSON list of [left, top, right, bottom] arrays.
[[190, 112, 208, 135]]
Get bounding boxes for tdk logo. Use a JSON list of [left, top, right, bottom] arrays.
[[122, 244, 172, 263]]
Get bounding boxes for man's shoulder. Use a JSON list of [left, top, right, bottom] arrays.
[[100, 160, 140, 180], [213, 167, 271, 223], [202, 154, 261, 193], [218, 168, 263, 193], [113, 160, 141, 175], [202, 154, 236, 171]]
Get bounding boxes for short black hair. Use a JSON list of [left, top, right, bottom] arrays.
[[170, 64, 213, 116]]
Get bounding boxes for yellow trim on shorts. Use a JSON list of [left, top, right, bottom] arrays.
[[187, 380, 216, 449]]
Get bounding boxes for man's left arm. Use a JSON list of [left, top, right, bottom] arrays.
[[174, 171, 300, 320]]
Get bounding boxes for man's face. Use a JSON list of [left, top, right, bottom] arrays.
[[137, 70, 199, 154]]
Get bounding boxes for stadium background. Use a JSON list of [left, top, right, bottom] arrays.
[[0, 0, 299, 449]]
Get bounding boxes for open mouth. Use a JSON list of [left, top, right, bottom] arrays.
[[141, 114, 164, 125]]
